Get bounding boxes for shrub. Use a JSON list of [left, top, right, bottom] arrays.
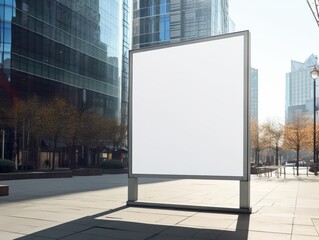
[[0, 159, 16, 173], [99, 160, 124, 169]]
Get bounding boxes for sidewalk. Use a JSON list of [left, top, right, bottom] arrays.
[[0, 170, 318, 240]]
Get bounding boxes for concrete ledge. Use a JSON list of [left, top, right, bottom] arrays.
[[0, 185, 9, 196], [0, 167, 128, 180], [0, 171, 72, 181]]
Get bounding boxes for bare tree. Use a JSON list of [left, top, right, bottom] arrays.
[[303, 124, 319, 164], [109, 120, 127, 150], [262, 120, 284, 165], [3, 96, 41, 168], [251, 119, 267, 166], [39, 97, 78, 170], [2, 92, 128, 170], [283, 113, 311, 176]]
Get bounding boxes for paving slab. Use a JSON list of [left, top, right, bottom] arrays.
[[218, 230, 291, 240], [291, 236, 319, 240], [293, 225, 319, 236], [0, 231, 24, 240]]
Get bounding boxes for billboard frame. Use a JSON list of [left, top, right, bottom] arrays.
[[127, 31, 251, 213]]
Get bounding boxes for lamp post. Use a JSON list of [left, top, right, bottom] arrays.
[[307, 0, 319, 27], [311, 65, 319, 166]]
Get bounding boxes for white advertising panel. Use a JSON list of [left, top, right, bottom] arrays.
[[130, 31, 249, 180]]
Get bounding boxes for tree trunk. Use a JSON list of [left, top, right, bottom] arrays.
[[52, 137, 58, 170], [26, 122, 30, 168], [36, 138, 41, 169], [12, 126, 18, 169], [22, 121, 25, 169], [70, 143, 75, 169], [275, 147, 279, 166], [296, 149, 299, 176]]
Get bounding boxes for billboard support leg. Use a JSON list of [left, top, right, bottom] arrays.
[[128, 177, 138, 202], [240, 180, 251, 212]]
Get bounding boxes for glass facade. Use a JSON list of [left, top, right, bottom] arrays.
[[0, 0, 129, 167], [285, 54, 317, 123], [132, 0, 229, 49], [251, 68, 258, 121], [121, 0, 130, 123], [133, 0, 171, 48], [211, 0, 229, 35]]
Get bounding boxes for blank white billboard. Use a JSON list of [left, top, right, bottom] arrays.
[[130, 31, 249, 180]]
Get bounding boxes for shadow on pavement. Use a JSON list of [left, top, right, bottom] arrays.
[[16, 206, 250, 240]]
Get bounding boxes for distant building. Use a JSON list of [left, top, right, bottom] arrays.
[[132, 0, 230, 49], [251, 68, 258, 121], [228, 17, 236, 33], [285, 54, 318, 123]]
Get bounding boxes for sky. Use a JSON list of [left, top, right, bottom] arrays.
[[229, 0, 319, 124]]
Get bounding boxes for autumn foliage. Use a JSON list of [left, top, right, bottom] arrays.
[[2, 95, 127, 170]]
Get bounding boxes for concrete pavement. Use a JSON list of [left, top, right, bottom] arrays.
[[0, 169, 318, 240]]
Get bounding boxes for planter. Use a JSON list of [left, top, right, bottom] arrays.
[[0, 185, 9, 196]]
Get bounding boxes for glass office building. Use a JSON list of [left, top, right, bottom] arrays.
[[132, 0, 229, 49], [285, 54, 318, 123], [251, 68, 258, 121], [0, 0, 129, 166]]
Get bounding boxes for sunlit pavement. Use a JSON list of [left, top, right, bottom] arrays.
[[0, 171, 318, 240]]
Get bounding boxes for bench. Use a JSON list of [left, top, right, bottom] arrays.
[[0, 185, 9, 196]]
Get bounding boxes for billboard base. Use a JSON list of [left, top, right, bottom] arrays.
[[127, 177, 251, 214], [127, 201, 251, 214]]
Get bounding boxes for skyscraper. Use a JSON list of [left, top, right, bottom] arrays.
[[251, 68, 258, 121], [132, 0, 229, 49], [0, 0, 129, 167], [285, 54, 318, 123]]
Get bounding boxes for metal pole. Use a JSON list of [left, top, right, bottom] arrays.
[[1, 130, 4, 159], [240, 180, 250, 211], [128, 177, 138, 202], [284, 167, 286, 178], [315, 79, 317, 164]]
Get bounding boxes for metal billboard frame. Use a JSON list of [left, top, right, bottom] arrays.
[[127, 31, 251, 213]]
